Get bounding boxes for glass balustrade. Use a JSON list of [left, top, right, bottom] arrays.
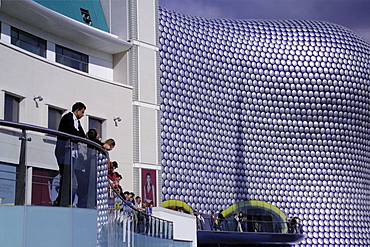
[[0, 120, 175, 246], [0, 122, 106, 209], [105, 183, 174, 246], [202, 217, 301, 233], [0, 120, 107, 246]]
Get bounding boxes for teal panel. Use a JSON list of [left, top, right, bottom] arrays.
[[25, 206, 97, 247], [92, 0, 109, 32], [0, 206, 98, 247], [33, 0, 109, 32], [33, 0, 53, 9], [72, 208, 97, 247], [25, 206, 71, 247], [0, 206, 24, 247]]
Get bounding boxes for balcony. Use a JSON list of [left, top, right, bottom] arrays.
[[0, 120, 181, 247]]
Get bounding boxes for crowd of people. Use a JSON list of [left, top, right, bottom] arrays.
[[287, 216, 302, 234], [105, 139, 155, 232], [108, 161, 152, 212], [53, 102, 158, 235], [52, 102, 150, 209], [54, 102, 115, 207], [194, 210, 302, 234], [55, 102, 302, 237], [108, 161, 156, 235]]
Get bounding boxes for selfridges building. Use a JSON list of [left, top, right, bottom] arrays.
[[158, 7, 370, 246]]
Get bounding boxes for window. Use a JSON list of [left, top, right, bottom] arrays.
[[89, 117, 103, 138], [0, 162, 17, 205], [55, 45, 88, 73], [48, 107, 63, 130], [11, 27, 46, 57], [4, 94, 20, 122], [32, 167, 59, 206]]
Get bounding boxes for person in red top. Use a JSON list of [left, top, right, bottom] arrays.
[[108, 161, 118, 181]]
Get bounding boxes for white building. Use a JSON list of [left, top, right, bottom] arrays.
[[0, 0, 161, 198]]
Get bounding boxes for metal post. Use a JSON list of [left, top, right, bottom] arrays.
[[15, 130, 31, 205], [60, 140, 72, 207], [86, 148, 97, 209]]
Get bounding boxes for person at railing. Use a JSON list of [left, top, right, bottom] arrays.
[[128, 192, 137, 208], [287, 216, 302, 233], [145, 201, 154, 235], [210, 211, 216, 230], [73, 128, 104, 208], [146, 201, 154, 215], [107, 160, 119, 209], [196, 212, 205, 230], [215, 210, 227, 231], [54, 102, 87, 207], [104, 138, 116, 187], [104, 138, 116, 151], [115, 172, 123, 183], [234, 212, 244, 232], [86, 128, 104, 146], [291, 216, 301, 234], [108, 161, 118, 181], [134, 196, 146, 233], [121, 191, 132, 207], [286, 217, 292, 233], [134, 196, 144, 211]]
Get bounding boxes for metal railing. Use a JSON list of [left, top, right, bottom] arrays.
[[0, 120, 175, 246], [0, 120, 108, 208], [199, 216, 303, 234], [105, 183, 174, 246], [0, 120, 109, 245]]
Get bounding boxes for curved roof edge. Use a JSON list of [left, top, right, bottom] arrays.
[[162, 199, 194, 214], [0, 0, 132, 54]]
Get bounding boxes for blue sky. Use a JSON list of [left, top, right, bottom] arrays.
[[159, 0, 370, 43]]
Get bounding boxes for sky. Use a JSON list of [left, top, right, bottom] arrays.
[[158, 0, 370, 44]]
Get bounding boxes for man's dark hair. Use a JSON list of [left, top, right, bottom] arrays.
[[112, 161, 118, 169], [72, 102, 86, 112], [87, 128, 98, 140]]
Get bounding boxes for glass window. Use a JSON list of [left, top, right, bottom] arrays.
[[89, 117, 103, 138], [4, 94, 20, 122], [0, 162, 17, 205], [11, 27, 46, 57], [48, 107, 63, 130], [32, 168, 59, 206], [55, 45, 88, 72]]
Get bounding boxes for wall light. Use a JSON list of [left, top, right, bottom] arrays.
[[113, 117, 121, 127], [33, 95, 43, 108]]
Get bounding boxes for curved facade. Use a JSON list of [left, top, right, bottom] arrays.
[[159, 7, 370, 246]]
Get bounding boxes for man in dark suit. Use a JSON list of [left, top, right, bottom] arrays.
[[54, 102, 86, 206]]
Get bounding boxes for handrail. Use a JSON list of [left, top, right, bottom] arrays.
[[200, 217, 303, 234], [0, 120, 175, 243], [0, 120, 109, 205], [108, 181, 174, 226], [106, 181, 174, 242], [0, 120, 109, 155]]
